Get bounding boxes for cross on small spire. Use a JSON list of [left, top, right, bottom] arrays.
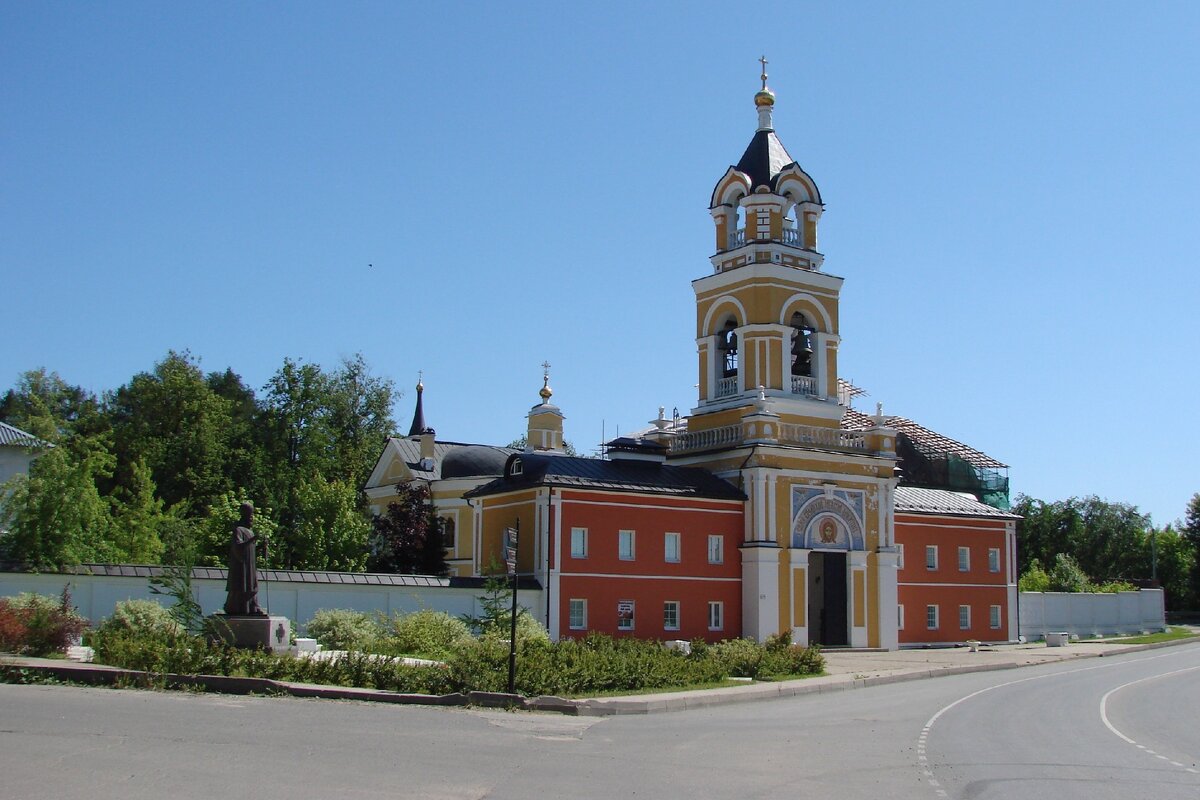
[[759, 55, 768, 89], [541, 360, 551, 378]]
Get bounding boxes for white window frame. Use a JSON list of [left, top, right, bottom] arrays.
[[618, 530, 635, 561], [898, 603, 905, 631], [439, 515, 456, 549], [617, 600, 635, 631], [663, 601, 680, 631], [708, 534, 724, 564], [708, 601, 724, 631], [926, 545, 938, 571], [664, 532, 681, 563], [988, 547, 1001, 573], [896, 543, 904, 570], [959, 604, 971, 630], [990, 605, 1002, 629], [568, 598, 587, 630], [958, 546, 970, 572], [926, 604, 939, 630], [570, 527, 588, 559]]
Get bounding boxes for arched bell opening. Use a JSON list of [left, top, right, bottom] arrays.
[[789, 312, 817, 396], [715, 318, 740, 399]]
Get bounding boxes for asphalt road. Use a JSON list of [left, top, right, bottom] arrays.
[[2, 643, 1197, 800]]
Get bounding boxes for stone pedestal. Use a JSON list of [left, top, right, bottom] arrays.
[[212, 615, 291, 653]]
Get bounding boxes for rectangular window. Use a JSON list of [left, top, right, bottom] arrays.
[[570, 527, 588, 559], [959, 605, 971, 630], [618, 530, 635, 560], [990, 605, 1002, 629], [926, 545, 938, 571], [439, 516, 456, 549], [926, 604, 939, 630], [988, 547, 1001, 573], [568, 599, 587, 630], [898, 604, 905, 631], [958, 546, 970, 572], [664, 532, 681, 563], [708, 534, 724, 564], [617, 600, 635, 630], [708, 601, 724, 631], [663, 601, 680, 631], [896, 543, 904, 570]]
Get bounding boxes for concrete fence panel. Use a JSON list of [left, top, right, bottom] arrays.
[[1019, 590, 1166, 640]]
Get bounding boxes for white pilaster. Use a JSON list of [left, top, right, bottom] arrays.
[[876, 548, 899, 651], [791, 548, 810, 646], [849, 549, 869, 648], [741, 544, 780, 642]]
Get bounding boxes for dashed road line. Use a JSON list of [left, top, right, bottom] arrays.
[[918, 649, 1198, 797]]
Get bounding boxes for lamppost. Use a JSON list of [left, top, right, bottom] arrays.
[[505, 519, 519, 694]]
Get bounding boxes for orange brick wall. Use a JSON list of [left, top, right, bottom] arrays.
[[896, 512, 1014, 644], [556, 489, 743, 642]]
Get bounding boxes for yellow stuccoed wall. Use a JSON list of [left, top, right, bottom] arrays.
[[479, 491, 538, 574]]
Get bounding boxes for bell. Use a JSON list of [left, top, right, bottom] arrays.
[[792, 327, 813, 357]]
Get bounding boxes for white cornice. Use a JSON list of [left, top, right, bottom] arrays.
[[694, 262, 844, 294]]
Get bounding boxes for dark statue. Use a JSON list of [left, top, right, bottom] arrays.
[[224, 502, 267, 616]]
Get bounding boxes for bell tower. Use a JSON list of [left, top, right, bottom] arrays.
[[693, 59, 843, 427], [671, 63, 900, 649]]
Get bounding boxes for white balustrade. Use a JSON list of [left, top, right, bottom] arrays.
[[715, 375, 739, 398], [790, 375, 817, 396]]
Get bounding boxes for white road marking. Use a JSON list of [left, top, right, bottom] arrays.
[[918, 648, 1199, 797], [1098, 662, 1200, 775]]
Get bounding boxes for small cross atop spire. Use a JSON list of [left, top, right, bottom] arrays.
[[759, 55, 768, 89], [541, 360, 551, 378]]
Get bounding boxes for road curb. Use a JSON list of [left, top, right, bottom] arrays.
[[4, 636, 1196, 716]]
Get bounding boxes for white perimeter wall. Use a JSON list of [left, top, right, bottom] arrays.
[[0, 572, 544, 634], [1019, 590, 1165, 639]]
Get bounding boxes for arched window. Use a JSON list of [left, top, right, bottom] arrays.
[[730, 201, 747, 249], [783, 201, 801, 247], [719, 319, 739, 378]]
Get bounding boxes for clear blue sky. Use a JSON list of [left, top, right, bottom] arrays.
[[4, 2, 1198, 527]]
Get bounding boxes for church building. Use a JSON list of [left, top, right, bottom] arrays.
[[364, 67, 1017, 649]]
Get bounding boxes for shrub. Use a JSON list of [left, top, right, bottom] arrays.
[[379, 610, 472, 659], [1095, 580, 1138, 593], [711, 637, 763, 678], [97, 599, 183, 639], [0, 589, 89, 657], [304, 609, 380, 652], [480, 611, 551, 647], [0, 600, 29, 653]]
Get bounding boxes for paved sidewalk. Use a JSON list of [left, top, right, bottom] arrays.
[[3, 636, 1196, 716]]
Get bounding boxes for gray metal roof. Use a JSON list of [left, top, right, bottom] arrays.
[[894, 486, 1019, 519], [0, 421, 49, 448], [466, 452, 745, 501], [0, 562, 541, 589]]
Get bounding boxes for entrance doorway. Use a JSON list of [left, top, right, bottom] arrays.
[[807, 551, 848, 646]]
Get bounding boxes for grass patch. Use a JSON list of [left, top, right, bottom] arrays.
[[1102, 627, 1200, 645]]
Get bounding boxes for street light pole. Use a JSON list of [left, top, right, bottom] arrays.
[[507, 519, 519, 695]]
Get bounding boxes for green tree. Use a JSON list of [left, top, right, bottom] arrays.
[[0, 368, 104, 443], [1013, 495, 1151, 584], [107, 351, 234, 515], [1181, 493, 1200, 609], [291, 475, 370, 571], [325, 353, 397, 486], [108, 457, 166, 563], [0, 435, 117, 567]]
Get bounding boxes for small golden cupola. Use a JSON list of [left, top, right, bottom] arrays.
[[525, 362, 565, 452]]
